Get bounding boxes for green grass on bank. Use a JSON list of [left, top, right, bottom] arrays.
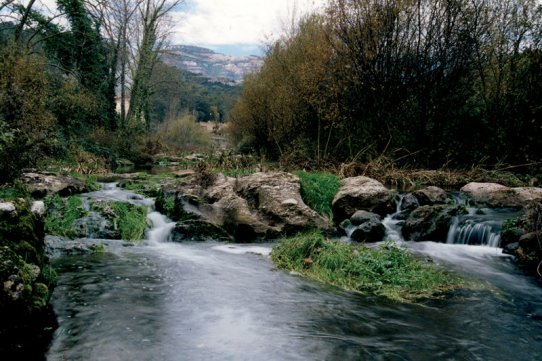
[[294, 171, 340, 219], [271, 230, 461, 302]]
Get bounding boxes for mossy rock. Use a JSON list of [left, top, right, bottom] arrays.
[[402, 205, 468, 242], [170, 220, 232, 242]]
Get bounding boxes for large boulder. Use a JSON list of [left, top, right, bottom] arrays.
[[159, 172, 330, 242], [413, 186, 449, 206], [332, 176, 396, 222], [402, 205, 467, 242], [460, 182, 542, 208], [349, 210, 385, 243], [21, 172, 88, 198]]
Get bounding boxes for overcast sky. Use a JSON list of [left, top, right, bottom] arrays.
[[172, 0, 327, 55], [11, 0, 327, 56]]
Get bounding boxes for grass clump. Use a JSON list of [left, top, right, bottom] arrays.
[[109, 202, 148, 241], [44, 194, 87, 238], [120, 172, 177, 197], [294, 171, 340, 219], [271, 230, 461, 302], [0, 181, 30, 201]]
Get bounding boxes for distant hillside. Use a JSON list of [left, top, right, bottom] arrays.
[[163, 45, 263, 83]]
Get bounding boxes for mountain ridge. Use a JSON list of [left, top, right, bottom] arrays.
[[163, 45, 264, 84]]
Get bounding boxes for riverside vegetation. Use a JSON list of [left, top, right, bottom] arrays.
[[1, 0, 542, 358]]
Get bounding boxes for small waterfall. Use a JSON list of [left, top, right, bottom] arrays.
[[446, 218, 502, 247], [146, 211, 176, 244], [382, 195, 406, 243]]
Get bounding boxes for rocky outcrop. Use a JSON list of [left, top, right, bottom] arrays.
[[460, 182, 542, 208], [332, 176, 396, 222], [21, 172, 88, 198], [402, 205, 467, 242], [413, 186, 449, 206], [349, 210, 385, 243], [0, 200, 56, 355], [159, 172, 330, 242]]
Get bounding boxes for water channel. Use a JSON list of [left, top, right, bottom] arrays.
[[45, 185, 542, 360]]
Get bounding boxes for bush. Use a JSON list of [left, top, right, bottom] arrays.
[[271, 230, 461, 302], [156, 114, 212, 152]]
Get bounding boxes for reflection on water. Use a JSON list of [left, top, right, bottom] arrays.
[[47, 241, 542, 361]]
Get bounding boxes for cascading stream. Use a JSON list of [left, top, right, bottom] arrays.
[[45, 184, 542, 361], [446, 218, 502, 247]]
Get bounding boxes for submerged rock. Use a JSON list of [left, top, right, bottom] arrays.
[[21, 172, 88, 198], [402, 205, 467, 242], [460, 182, 542, 208], [332, 176, 396, 222]]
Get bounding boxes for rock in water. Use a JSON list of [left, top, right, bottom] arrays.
[[159, 172, 330, 242], [460, 182, 542, 208], [332, 176, 396, 222], [349, 210, 385, 243], [412, 186, 449, 206], [402, 205, 467, 242]]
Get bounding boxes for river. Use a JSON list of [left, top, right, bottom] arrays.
[[45, 185, 542, 361]]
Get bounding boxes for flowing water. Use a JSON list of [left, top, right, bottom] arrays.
[[45, 186, 542, 360]]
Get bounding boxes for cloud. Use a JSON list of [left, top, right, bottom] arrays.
[[171, 0, 327, 47]]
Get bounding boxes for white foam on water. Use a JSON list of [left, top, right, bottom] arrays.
[[212, 244, 272, 256]]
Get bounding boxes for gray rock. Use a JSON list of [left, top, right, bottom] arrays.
[[400, 193, 420, 211], [21, 172, 87, 198], [332, 176, 396, 222], [402, 205, 467, 242], [460, 182, 542, 208], [31, 201, 46, 216], [350, 210, 382, 226], [350, 220, 385, 243], [413, 186, 448, 206], [160, 171, 330, 242], [0, 202, 16, 216]]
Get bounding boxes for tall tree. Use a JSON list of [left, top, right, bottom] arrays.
[[126, 0, 183, 130]]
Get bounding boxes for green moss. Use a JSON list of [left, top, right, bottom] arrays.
[[0, 181, 31, 201], [109, 202, 148, 241], [40, 265, 57, 288], [121, 172, 177, 197], [155, 192, 197, 222], [44, 194, 87, 238], [293, 171, 340, 219], [271, 230, 461, 302], [32, 283, 49, 309], [89, 243, 106, 253]]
